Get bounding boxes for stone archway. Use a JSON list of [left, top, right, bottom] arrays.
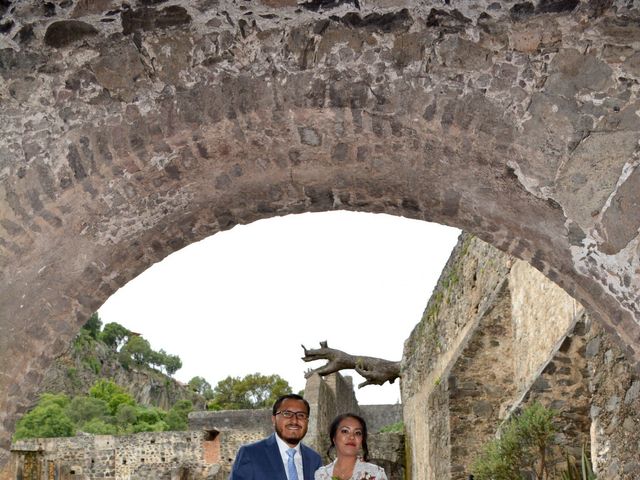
[[1, 0, 640, 471]]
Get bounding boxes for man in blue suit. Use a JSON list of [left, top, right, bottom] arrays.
[[229, 393, 322, 480]]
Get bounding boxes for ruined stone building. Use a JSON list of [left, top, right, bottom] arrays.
[[10, 372, 404, 480], [9, 234, 640, 479], [3, 0, 640, 478], [402, 234, 640, 479]]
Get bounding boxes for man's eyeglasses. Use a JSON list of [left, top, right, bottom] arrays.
[[275, 410, 309, 420]]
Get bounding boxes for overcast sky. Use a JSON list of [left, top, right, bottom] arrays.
[[98, 211, 460, 405]]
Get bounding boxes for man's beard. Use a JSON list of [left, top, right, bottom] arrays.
[[275, 422, 304, 445]]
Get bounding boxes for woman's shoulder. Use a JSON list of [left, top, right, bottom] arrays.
[[313, 462, 334, 480]]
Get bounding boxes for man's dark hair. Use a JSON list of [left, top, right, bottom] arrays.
[[327, 413, 369, 461], [272, 393, 310, 416]]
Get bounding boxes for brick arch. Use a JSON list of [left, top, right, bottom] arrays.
[[2, 0, 640, 471]]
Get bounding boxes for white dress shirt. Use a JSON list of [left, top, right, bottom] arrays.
[[275, 434, 304, 480]]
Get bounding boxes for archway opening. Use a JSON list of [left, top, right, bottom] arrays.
[[97, 211, 461, 405]]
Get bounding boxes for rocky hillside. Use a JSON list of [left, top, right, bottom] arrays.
[[36, 330, 206, 412]]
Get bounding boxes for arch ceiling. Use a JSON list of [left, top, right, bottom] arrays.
[[1, 0, 640, 470]]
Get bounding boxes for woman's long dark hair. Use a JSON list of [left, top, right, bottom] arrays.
[[326, 413, 369, 461]]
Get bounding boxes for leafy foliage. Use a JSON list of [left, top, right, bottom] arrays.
[[100, 322, 131, 350], [82, 313, 103, 340], [188, 376, 214, 400], [379, 421, 404, 433], [472, 402, 557, 480], [13, 394, 75, 441], [165, 400, 194, 431], [13, 380, 194, 441], [116, 336, 182, 375], [66, 396, 110, 425], [120, 336, 152, 365], [73, 328, 97, 353], [208, 373, 291, 410], [560, 445, 597, 480], [77, 314, 183, 376]]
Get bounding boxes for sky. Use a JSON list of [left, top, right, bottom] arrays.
[[98, 211, 460, 405]]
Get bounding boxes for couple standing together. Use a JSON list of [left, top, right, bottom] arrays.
[[229, 393, 388, 480]]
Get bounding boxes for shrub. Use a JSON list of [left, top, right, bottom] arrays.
[[13, 394, 75, 441], [472, 402, 556, 480]]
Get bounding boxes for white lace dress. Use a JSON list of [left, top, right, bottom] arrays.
[[314, 458, 388, 480]]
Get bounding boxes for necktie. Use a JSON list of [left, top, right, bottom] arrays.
[[287, 448, 299, 480]]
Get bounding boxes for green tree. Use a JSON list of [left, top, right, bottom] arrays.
[[115, 403, 138, 428], [13, 394, 75, 441], [107, 392, 136, 416], [89, 379, 128, 402], [120, 336, 152, 365], [136, 406, 165, 426], [165, 400, 193, 431], [87, 379, 136, 415], [100, 322, 131, 350], [66, 396, 110, 425], [81, 313, 103, 340], [188, 376, 214, 400], [208, 373, 291, 410], [162, 352, 182, 376], [149, 349, 183, 376], [117, 338, 182, 375], [131, 406, 168, 433], [81, 418, 119, 435], [379, 421, 404, 433]]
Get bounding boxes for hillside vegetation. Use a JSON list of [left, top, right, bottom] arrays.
[[16, 314, 296, 441], [37, 314, 207, 413], [13, 380, 194, 440]]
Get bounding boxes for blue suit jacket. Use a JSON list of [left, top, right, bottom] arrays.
[[229, 433, 322, 480]]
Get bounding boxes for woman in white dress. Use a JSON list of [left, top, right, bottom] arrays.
[[314, 413, 388, 480]]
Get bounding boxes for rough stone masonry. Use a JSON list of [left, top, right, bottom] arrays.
[[1, 0, 640, 474]]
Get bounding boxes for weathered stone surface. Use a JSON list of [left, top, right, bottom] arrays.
[[2, 0, 640, 475], [90, 42, 148, 102], [121, 6, 192, 35], [71, 0, 120, 18], [11, 432, 222, 480], [43, 20, 98, 47], [403, 235, 639, 479], [435, 36, 494, 71], [545, 49, 613, 98], [624, 380, 640, 404], [598, 166, 640, 254], [555, 131, 638, 230]]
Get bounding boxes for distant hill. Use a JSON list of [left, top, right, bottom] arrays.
[[35, 327, 206, 412]]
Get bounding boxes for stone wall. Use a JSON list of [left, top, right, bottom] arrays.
[[11, 432, 222, 480], [305, 373, 404, 480], [402, 234, 640, 479], [10, 370, 405, 480], [187, 372, 404, 478], [5, 0, 640, 472], [188, 409, 272, 471], [305, 372, 361, 458], [509, 260, 581, 396], [448, 279, 517, 478], [402, 234, 513, 480], [367, 433, 405, 480], [189, 409, 272, 435], [359, 404, 403, 433], [586, 318, 640, 478]]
